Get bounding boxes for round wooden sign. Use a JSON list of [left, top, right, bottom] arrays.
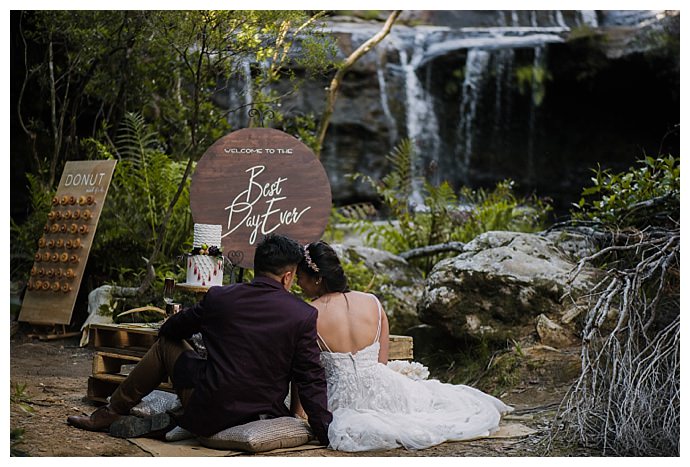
[[190, 128, 332, 269]]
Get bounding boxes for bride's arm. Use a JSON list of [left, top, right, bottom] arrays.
[[378, 306, 390, 364], [290, 381, 307, 420]]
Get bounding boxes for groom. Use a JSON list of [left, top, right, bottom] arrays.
[[68, 233, 332, 445]]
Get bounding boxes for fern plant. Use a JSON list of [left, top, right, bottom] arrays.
[[87, 112, 193, 287], [115, 112, 162, 239], [349, 139, 420, 253], [10, 174, 56, 282], [344, 139, 552, 274], [571, 155, 679, 229]]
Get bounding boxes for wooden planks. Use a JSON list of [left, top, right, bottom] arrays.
[[86, 326, 172, 402], [85, 323, 414, 402], [88, 351, 174, 401], [88, 323, 158, 354], [19, 160, 117, 325], [388, 335, 414, 360]]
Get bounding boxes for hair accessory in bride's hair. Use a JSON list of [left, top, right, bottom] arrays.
[[303, 244, 320, 273]]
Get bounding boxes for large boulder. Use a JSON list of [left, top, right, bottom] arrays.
[[417, 231, 598, 345], [331, 244, 425, 333]]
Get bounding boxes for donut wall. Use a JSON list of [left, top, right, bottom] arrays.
[[19, 160, 117, 325]]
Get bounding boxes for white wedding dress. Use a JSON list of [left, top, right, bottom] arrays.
[[318, 296, 513, 452]]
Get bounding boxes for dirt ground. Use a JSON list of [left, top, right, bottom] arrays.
[[8, 327, 594, 458]]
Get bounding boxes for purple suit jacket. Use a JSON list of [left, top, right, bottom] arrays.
[[158, 276, 332, 444]]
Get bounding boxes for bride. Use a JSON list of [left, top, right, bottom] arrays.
[[295, 241, 512, 452]]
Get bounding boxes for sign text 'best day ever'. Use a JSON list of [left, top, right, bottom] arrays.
[[190, 128, 332, 269]]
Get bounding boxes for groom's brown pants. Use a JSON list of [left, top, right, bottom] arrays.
[[108, 335, 195, 415]]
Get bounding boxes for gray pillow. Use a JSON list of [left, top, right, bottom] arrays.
[[128, 390, 181, 417], [198, 417, 314, 452]]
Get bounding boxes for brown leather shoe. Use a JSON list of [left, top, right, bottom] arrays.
[[67, 405, 122, 432]]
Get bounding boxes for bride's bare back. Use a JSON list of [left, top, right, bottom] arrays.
[[311, 291, 389, 363]]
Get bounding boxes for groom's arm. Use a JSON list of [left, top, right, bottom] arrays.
[[292, 308, 332, 445], [158, 288, 209, 340]]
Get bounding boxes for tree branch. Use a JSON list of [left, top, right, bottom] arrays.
[[399, 241, 466, 260], [314, 10, 401, 158], [16, 12, 40, 170]]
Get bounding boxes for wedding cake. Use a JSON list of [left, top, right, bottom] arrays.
[[185, 224, 224, 287]]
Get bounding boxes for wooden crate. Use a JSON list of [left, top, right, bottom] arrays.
[[389, 335, 414, 360], [88, 323, 414, 360], [86, 350, 174, 403], [84, 324, 414, 402], [88, 323, 158, 356]]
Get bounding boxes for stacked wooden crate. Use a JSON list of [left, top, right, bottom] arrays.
[[86, 324, 171, 403], [86, 323, 413, 403]]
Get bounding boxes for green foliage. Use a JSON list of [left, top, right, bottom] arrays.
[[10, 427, 27, 457], [342, 257, 380, 293], [86, 113, 193, 287], [457, 180, 552, 239], [10, 174, 55, 281], [444, 67, 465, 96], [10, 382, 34, 415], [10, 382, 31, 456], [17, 10, 336, 183], [280, 112, 321, 153], [418, 335, 492, 386], [515, 62, 552, 106], [567, 25, 600, 42], [323, 208, 347, 244], [335, 11, 383, 21], [571, 155, 679, 228], [345, 139, 552, 273]]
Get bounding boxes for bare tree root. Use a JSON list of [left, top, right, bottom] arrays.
[[549, 227, 680, 455]]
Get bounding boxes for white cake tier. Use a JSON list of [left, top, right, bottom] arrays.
[[193, 224, 222, 248], [186, 255, 224, 287]]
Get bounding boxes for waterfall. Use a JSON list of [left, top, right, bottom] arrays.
[[511, 11, 520, 26], [556, 11, 567, 28], [530, 11, 539, 27], [493, 48, 515, 139], [457, 49, 491, 185], [376, 49, 398, 146], [551, 10, 568, 28], [497, 11, 507, 27], [226, 59, 252, 129], [527, 45, 546, 184], [400, 31, 440, 206], [580, 11, 599, 27]]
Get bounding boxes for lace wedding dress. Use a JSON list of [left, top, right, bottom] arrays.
[[318, 296, 513, 452]]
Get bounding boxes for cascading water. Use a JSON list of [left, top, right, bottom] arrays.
[[579, 11, 599, 27], [456, 49, 491, 185], [553, 11, 567, 28], [527, 44, 546, 184], [370, 17, 569, 204], [240, 11, 674, 210], [399, 31, 441, 205], [492, 48, 515, 146], [376, 49, 398, 146], [226, 59, 253, 129], [510, 11, 520, 26]]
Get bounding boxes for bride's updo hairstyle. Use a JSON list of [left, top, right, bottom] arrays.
[[299, 241, 350, 294]]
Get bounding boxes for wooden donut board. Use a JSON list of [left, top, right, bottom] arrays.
[[18, 160, 117, 325]]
